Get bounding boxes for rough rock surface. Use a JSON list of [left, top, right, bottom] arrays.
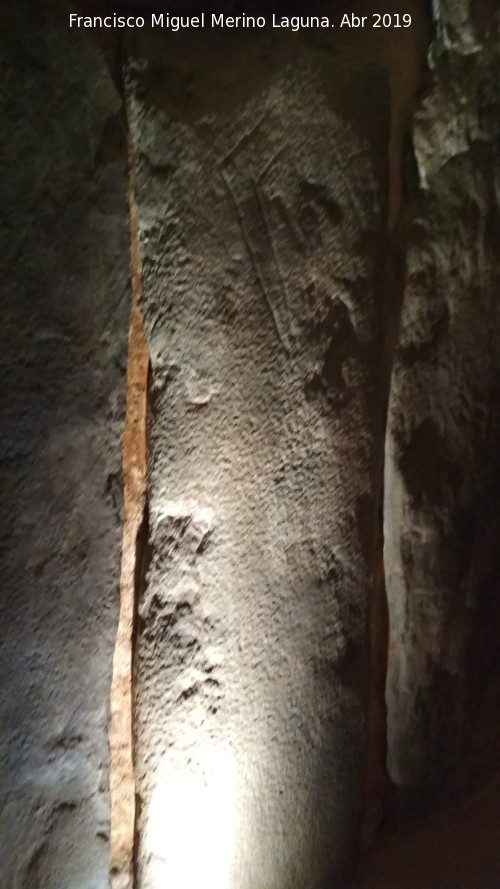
[[0, 3, 129, 887], [126, 31, 391, 889], [384, 0, 500, 804]]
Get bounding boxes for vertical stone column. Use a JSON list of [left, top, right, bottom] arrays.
[[0, 2, 129, 886], [385, 0, 500, 801], [127, 30, 391, 888]]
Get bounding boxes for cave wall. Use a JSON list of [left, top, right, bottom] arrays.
[[0, 2, 129, 886], [125, 29, 392, 889], [2, 1, 500, 887], [385, 0, 500, 805]]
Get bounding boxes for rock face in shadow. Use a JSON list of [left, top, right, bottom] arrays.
[[0, 3, 129, 886], [353, 5, 500, 886], [356, 783, 500, 889], [384, 0, 500, 809], [126, 30, 391, 889]]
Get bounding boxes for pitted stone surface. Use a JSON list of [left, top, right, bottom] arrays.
[[126, 32, 391, 889]]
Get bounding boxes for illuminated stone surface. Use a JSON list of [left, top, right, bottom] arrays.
[[0, 3, 129, 886], [126, 32, 391, 889], [2, 2, 499, 887]]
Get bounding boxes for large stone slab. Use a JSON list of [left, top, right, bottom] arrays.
[[0, 3, 129, 886], [126, 30, 391, 889], [385, 0, 500, 802]]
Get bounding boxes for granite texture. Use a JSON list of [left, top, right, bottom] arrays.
[[126, 30, 391, 889]]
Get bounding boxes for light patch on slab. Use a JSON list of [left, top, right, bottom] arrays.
[[144, 744, 240, 889]]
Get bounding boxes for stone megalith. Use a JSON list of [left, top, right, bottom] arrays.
[[385, 0, 500, 802], [126, 29, 391, 889]]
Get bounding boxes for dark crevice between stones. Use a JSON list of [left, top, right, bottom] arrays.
[[360, 11, 433, 864], [132, 495, 150, 889]]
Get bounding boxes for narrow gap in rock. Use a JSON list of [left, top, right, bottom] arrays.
[[108, 101, 150, 889], [361, 1, 433, 854], [132, 497, 151, 889], [363, 503, 390, 852]]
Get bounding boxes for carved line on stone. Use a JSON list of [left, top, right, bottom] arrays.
[[221, 168, 292, 355], [254, 181, 295, 341], [219, 108, 271, 166]]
